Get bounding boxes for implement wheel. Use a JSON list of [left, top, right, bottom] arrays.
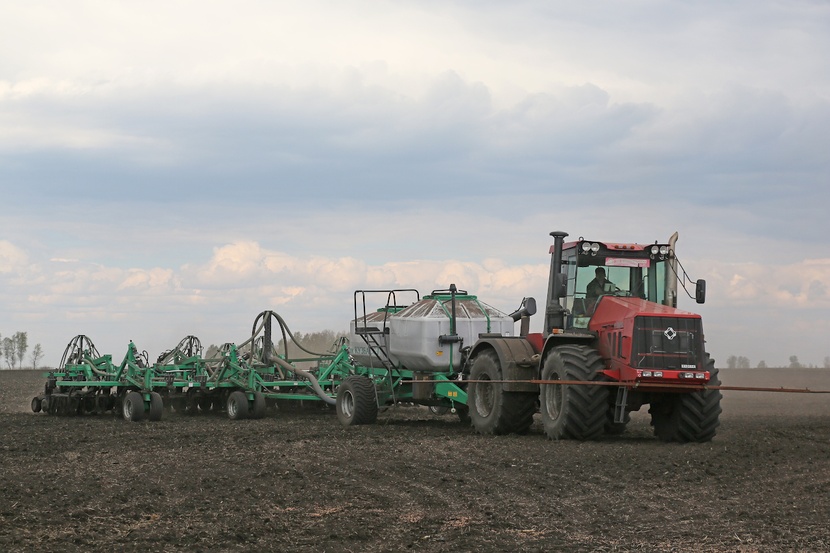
[[540, 345, 608, 440], [31, 397, 42, 413], [227, 391, 249, 420], [650, 354, 722, 443], [336, 376, 378, 426], [251, 392, 266, 419], [147, 392, 164, 422], [468, 349, 536, 435], [122, 391, 145, 422], [198, 397, 213, 412]]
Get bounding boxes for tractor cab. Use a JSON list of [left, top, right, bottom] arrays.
[[561, 238, 676, 329]]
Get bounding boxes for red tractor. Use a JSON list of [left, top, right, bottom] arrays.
[[466, 231, 722, 442]]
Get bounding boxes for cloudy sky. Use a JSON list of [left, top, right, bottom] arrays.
[[1, 1, 829, 368]]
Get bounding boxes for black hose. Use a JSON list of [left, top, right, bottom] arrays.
[[272, 357, 336, 405]]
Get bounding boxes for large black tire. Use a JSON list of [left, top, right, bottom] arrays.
[[251, 392, 267, 419], [650, 354, 722, 443], [227, 391, 250, 420], [336, 376, 378, 426], [31, 397, 42, 413], [539, 345, 608, 440], [147, 392, 164, 422], [467, 350, 536, 435], [122, 391, 145, 422]]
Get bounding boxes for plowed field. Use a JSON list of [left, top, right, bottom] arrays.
[[1, 369, 829, 552]]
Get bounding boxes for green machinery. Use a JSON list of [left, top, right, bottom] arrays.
[[30, 288, 493, 424]]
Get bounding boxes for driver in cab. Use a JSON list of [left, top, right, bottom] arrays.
[[586, 267, 617, 300]]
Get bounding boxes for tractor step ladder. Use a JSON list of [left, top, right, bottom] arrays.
[[614, 386, 628, 424]]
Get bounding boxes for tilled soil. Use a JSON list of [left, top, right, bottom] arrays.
[[1, 369, 829, 552]]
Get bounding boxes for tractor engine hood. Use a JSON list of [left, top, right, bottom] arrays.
[[589, 296, 701, 331], [588, 296, 709, 381]]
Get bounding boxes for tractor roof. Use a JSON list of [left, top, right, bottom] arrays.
[[553, 240, 655, 253]]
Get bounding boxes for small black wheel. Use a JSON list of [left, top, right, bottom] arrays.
[[31, 397, 42, 413], [336, 376, 378, 426], [41, 396, 52, 415], [122, 391, 145, 422], [198, 396, 213, 412], [429, 405, 450, 415], [147, 392, 164, 422], [227, 391, 249, 420], [250, 391, 266, 419]]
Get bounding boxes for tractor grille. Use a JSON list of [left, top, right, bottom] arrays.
[[631, 316, 704, 370]]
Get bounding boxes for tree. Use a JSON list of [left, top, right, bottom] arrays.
[[2, 337, 17, 369], [31, 343, 44, 371], [726, 355, 737, 369], [788, 355, 802, 369], [14, 331, 28, 369], [737, 356, 750, 369], [757, 360, 767, 369], [277, 330, 347, 369]]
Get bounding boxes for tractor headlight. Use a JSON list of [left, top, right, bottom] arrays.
[[582, 242, 592, 252], [651, 245, 660, 255], [590, 243, 600, 253], [660, 245, 669, 255]]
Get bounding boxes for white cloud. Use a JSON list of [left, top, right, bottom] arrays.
[[0, 240, 28, 272], [1, 1, 829, 370]]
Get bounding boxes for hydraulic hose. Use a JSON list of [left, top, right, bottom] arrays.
[[272, 356, 337, 406]]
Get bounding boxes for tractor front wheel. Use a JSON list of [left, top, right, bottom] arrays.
[[650, 354, 722, 442], [540, 345, 608, 440], [336, 376, 378, 426]]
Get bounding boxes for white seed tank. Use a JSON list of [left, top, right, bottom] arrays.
[[349, 291, 514, 372]]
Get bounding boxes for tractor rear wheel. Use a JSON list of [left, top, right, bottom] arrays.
[[336, 376, 378, 426], [650, 354, 722, 443], [147, 392, 164, 422], [122, 391, 145, 422], [227, 391, 250, 420], [468, 350, 536, 435], [540, 345, 608, 440]]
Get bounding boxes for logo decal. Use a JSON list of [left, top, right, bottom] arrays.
[[664, 327, 677, 340]]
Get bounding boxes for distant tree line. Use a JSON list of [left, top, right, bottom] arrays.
[[0, 331, 44, 370], [725, 354, 830, 369]]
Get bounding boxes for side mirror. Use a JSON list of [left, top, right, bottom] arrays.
[[695, 279, 706, 304], [556, 273, 568, 297], [509, 297, 537, 321]]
